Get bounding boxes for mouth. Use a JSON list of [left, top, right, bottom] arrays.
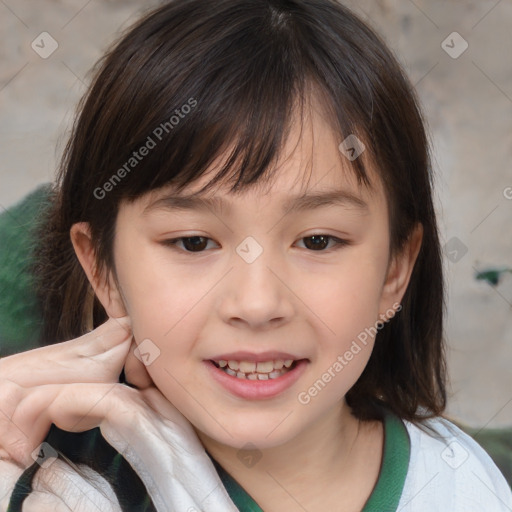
[[210, 358, 303, 380], [205, 357, 309, 400]]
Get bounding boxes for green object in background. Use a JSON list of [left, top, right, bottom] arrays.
[[0, 183, 50, 356], [475, 268, 512, 287], [0, 185, 511, 491]]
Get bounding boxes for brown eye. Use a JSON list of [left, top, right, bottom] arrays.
[[163, 236, 214, 252], [298, 235, 348, 251]]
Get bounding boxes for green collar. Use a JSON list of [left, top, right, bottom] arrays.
[[208, 410, 411, 511]]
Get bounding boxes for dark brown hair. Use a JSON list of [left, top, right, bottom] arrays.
[[33, 0, 446, 423]]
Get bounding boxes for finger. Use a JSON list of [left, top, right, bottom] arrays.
[[123, 337, 155, 390], [0, 379, 53, 467], [0, 316, 133, 388], [77, 315, 132, 356], [3, 382, 137, 467]]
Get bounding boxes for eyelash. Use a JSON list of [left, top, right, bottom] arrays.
[[161, 234, 349, 254]]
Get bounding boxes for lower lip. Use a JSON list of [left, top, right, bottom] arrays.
[[204, 359, 309, 400]]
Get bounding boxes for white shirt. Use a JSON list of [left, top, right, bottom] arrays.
[[398, 416, 512, 511]]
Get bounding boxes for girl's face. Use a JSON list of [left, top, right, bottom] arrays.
[[98, 107, 418, 450]]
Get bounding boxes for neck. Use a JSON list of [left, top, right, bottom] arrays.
[[194, 400, 378, 504]]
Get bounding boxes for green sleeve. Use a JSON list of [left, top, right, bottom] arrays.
[[0, 184, 51, 355]]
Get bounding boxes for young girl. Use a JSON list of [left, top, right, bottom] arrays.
[[0, 0, 511, 510]]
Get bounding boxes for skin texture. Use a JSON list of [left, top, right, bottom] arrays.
[[71, 103, 423, 511]]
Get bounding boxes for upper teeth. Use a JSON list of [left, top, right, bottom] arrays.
[[218, 359, 294, 373]]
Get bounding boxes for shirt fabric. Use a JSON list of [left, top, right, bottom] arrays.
[[1, 407, 511, 512]]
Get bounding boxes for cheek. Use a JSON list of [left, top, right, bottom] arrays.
[[299, 246, 388, 394], [299, 274, 383, 404], [309, 254, 387, 336], [112, 243, 195, 371]]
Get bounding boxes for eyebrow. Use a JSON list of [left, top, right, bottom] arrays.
[[143, 189, 369, 216]]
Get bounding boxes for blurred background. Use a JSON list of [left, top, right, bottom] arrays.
[[0, 0, 511, 429]]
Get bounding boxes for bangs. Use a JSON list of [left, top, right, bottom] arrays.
[[81, 0, 374, 207]]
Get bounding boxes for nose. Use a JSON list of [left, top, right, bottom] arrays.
[[217, 246, 295, 330]]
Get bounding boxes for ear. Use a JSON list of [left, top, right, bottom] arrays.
[[70, 222, 128, 318], [378, 223, 423, 316]]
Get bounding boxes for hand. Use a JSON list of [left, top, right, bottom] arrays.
[[0, 318, 240, 512], [0, 316, 154, 467]]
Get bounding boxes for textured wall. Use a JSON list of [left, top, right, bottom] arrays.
[[1, 0, 511, 427]]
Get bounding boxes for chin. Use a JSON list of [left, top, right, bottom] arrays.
[[198, 419, 301, 452]]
